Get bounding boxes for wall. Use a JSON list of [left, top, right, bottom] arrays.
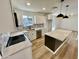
[[60, 15, 78, 31], [0, 0, 15, 33], [48, 14, 78, 31], [55, 15, 78, 31]]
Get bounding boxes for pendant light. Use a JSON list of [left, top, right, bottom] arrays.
[[57, 0, 64, 18], [63, 5, 69, 18]]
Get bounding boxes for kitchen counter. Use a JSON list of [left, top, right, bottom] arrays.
[[45, 29, 72, 42], [18, 27, 43, 31], [25, 28, 42, 41], [17, 27, 43, 41], [26, 28, 42, 31]]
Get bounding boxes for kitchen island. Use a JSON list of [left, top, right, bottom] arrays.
[[45, 29, 72, 54]]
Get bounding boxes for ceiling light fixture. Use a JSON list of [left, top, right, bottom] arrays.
[[57, 13, 64, 17], [63, 5, 69, 18], [26, 2, 31, 6], [57, 0, 64, 18], [42, 8, 46, 10], [63, 15, 69, 19]]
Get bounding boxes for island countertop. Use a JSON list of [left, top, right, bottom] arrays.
[[45, 29, 72, 42]]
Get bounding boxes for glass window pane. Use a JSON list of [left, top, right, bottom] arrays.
[[22, 16, 33, 27]]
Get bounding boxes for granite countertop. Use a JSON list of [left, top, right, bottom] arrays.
[[18, 26, 43, 32], [25, 28, 42, 32], [45, 29, 72, 42]]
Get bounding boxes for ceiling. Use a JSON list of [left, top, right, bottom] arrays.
[[11, 0, 78, 15]]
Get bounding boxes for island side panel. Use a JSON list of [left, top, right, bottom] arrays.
[[45, 35, 56, 51]]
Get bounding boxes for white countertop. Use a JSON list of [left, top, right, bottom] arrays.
[[2, 39, 32, 58], [45, 29, 72, 42]]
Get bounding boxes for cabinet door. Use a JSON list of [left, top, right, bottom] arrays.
[[45, 35, 55, 51], [35, 16, 45, 24], [31, 31, 36, 40], [48, 14, 52, 19], [4, 49, 26, 59], [0, 0, 15, 32], [28, 32, 33, 41], [25, 32, 30, 40], [36, 30, 42, 39], [25, 31, 36, 41], [4, 48, 32, 59]]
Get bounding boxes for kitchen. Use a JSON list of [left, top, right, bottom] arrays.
[[0, 0, 78, 59]]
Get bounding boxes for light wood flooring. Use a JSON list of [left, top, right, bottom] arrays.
[[32, 31, 78, 59]]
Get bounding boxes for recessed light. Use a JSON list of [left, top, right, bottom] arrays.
[[42, 8, 46, 10], [26, 3, 31, 6]]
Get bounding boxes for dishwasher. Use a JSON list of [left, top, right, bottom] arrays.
[[0, 31, 32, 59]]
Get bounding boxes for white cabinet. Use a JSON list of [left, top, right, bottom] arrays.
[[3, 47, 32, 59], [25, 30, 36, 41], [34, 15, 45, 24], [41, 28, 45, 36], [0, 0, 15, 33], [29, 31, 36, 41], [4, 49, 26, 59], [48, 14, 52, 20]]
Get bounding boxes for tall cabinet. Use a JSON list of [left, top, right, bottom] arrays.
[[0, 0, 15, 33]]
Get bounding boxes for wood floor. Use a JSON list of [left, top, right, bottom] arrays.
[[32, 32, 78, 59]]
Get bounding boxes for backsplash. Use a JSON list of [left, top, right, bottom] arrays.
[[32, 23, 44, 28], [18, 23, 44, 30]]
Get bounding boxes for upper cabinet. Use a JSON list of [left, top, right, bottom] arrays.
[[0, 0, 15, 33], [34, 15, 46, 24], [48, 14, 52, 20]]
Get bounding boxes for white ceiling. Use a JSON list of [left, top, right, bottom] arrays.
[[11, 0, 78, 15]]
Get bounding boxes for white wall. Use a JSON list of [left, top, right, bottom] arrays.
[[0, 0, 15, 33], [55, 15, 78, 31]]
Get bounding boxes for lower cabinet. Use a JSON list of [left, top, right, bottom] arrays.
[[25, 29, 42, 41], [3, 47, 32, 59], [36, 29, 42, 39], [31, 31, 36, 40], [25, 31, 36, 41]]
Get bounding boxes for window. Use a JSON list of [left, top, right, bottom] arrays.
[[22, 16, 33, 27]]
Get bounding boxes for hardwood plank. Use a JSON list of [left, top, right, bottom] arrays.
[[32, 31, 78, 59]]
